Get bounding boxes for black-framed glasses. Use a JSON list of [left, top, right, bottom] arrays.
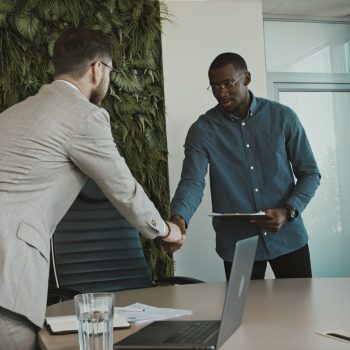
[[207, 73, 244, 95], [101, 61, 119, 81], [91, 61, 119, 80]]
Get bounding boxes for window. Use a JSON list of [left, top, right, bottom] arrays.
[[264, 19, 350, 277]]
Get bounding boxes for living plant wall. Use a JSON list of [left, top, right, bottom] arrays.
[[0, 0, 173, 279]]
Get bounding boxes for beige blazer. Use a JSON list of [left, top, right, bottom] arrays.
[[0, 81, 165, 327]]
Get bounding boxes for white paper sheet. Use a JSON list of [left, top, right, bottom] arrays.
[[115, 303, 192, 324]]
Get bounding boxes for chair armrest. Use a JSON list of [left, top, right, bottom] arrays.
[[154, 276, 205, 286], [47, 287, 80, 306]]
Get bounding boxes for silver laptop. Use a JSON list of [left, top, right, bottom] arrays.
[[114, 235, 258, 349]]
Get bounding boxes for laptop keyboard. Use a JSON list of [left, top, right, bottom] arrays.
[[164, 321, 219, 344]]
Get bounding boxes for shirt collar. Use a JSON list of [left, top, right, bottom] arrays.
[[55, 79, 80, 92], [249, 91, 257, 115], [219, 90, 257, 120]]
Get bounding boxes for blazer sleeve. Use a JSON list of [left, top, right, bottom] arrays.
[[68, 107, 165, 239]]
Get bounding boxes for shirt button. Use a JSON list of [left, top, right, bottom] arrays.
[[246, 144, 250, 148], [264, 231, 267, 236], [242, 122, 245, 126], [151, 219, 156, 226], [255, 188, 259, 192], [250, 166, 254, 170]]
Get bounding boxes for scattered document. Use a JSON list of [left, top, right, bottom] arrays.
[[317, 330, 350, 344], [115, 303, 192, 324], [209, 211, 273, 221], [45, 314, 130, 335]]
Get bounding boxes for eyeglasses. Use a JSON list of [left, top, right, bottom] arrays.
[[207, 74, 243, 95], [101, 61, 119, 80], [91, 61, 118, 80]]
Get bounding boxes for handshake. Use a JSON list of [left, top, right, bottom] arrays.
[[160, 214, 186, 254]]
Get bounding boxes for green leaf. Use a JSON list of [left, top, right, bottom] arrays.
[[104, 0, 116, 14], [0, 12, 7, 26], [0, 0, 16, 13], [25, 0, 40, 11], [15, 13, 40, 40]]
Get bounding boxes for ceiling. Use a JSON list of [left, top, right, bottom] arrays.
[[262, 0, 350, 18], [169, 0, 350, 18]]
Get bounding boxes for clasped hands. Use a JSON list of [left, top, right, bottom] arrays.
[[160, 215, 186, 254]]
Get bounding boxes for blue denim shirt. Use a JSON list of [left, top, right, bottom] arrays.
[[171, 92, 321, 261]]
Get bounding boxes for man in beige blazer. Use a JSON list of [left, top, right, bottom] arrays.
[[0, 28, 183, 350]]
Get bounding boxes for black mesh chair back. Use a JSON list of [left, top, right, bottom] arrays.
[[51, 178, 154, 294]]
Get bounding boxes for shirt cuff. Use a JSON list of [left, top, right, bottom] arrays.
[[159, 220, 168, 237]]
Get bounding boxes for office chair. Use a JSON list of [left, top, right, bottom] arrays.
[[47, 178, 203, 305]]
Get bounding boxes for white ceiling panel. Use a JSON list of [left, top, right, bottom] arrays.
[[167, 0, 350, 18], [262, 0, 350, 17]]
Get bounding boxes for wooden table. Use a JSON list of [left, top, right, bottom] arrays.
[[39, 278, 350, 350]]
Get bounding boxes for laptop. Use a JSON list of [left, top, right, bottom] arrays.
[[114, 235, 258, 349]]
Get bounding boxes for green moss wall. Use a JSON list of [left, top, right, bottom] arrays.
[[0, 0, 173, 279]]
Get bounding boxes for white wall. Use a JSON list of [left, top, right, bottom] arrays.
[[161, 0, 267, 282]]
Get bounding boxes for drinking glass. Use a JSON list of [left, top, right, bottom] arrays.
[[74, 292, 114, 350]]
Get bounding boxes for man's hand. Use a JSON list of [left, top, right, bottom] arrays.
[[162, 222, 183, 242], [170, 214, 187, 235], [250, 207, 288, 233], [160, 217, 186, 254], [160, 238, 185, 254]]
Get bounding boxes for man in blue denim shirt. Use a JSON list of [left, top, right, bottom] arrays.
[[170, 52, 321, 280]]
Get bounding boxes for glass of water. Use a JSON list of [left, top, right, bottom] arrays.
[[74, 292, 114, 350]]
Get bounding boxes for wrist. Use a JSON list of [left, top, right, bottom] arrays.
[[283, 204, 298, 221], [170, 214, 187, 228], [170, 214, 182, 221], [161, 222, 171, 240]]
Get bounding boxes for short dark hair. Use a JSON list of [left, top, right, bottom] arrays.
[[53, 28, 113, 78], [209, 52, 247, 72]]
